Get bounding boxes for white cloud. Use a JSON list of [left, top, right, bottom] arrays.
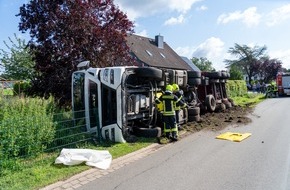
[[217, 7, 261, 27], [164, 15, 185, 25], [266, 4, 290, 26], [167, 0, 201, 13], [269, 49, 290, 69], [196, 5, 208, 11], [134, 30, 148, 37], [192, 37, 224, 59], [175, 37, 226, 70], [114, 0, 200, 21], [193, 37, 226, 70], [175, 46, 194, 58]]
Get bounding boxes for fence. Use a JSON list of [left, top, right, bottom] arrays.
[[0, 80, 17, 89], [0, 109, 100, 175]]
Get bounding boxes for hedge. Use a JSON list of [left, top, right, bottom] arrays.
[[226, 80, 247, 97]]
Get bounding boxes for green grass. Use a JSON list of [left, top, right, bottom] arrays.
[[232, 92, 265, 107], [0, 88, 13, 95], [0, 138, 157, 190]]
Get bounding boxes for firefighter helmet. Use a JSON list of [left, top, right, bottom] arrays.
[[166, 84, 173, 92], [172, 83, 179, 91]]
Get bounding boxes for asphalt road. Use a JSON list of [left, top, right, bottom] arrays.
[[77, 97, 290, 190]]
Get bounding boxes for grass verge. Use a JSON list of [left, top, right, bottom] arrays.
[[0, 88, 13, 96], [231, 92, 265, 107], [0, 138, 157, 190]]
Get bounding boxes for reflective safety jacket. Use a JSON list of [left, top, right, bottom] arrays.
[[174, 90, 184, 111], [155, 91, 179, 116]]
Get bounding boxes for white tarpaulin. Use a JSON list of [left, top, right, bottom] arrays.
[[55, 148, 112, 170]]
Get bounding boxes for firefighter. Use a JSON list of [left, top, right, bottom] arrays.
[[172, 83, 183, 129], [155, 84, 184, 141]]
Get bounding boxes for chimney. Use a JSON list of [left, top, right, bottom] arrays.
[[155, 35, 164, 49]]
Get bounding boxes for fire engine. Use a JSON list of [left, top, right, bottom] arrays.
[[276, 72, 290, 96]]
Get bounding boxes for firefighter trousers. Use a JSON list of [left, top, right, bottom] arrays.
[[163, 115, 178, 138]]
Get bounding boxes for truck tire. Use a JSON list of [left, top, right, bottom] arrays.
[[215, 103, 226, 112], [188, 115, 201, 122], [224, 101, 232, 109], [135, 67, 163, 80], [204, 71, 222, 79], [188, 71, 201, 78], [221, 71, 230, 79], [132, 127, 162, 138], [228, 98, 235, 106], [188, 106, 200, 116], [205, 95, 216, 112], [188, 78, 201, 86]]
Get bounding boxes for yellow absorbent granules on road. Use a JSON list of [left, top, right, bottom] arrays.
[[216, 132, 252, 142]]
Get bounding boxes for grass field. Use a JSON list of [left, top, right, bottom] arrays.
[[0, 88, 13, 95]]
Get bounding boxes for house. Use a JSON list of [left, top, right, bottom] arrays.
[[126, 34, 197, 71]]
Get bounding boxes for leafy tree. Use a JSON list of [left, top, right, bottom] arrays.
[[229, 65, 243, 80], [0, 34, 35, 80], [17, 0, 134, 105], [191, 57, 215, 71], [225, 43, 266, 85], [260, 57, 282, 83]]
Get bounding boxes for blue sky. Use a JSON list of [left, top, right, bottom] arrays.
[[1, 0, 290, 70]]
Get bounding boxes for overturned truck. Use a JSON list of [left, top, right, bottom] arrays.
[[72, 61, 230, 143]]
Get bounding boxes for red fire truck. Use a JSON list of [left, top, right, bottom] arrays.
[[277, 72, 290, 96]]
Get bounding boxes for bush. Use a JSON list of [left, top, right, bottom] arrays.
[[13, 81, 31, 96], [0, 96, 56, 159], [226, 80, 247, 97]]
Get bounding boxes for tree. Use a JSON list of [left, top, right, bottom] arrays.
[[191, 57, 215, 71], [0, 34, 35, 80], [229, 65, 243, 80], [260, 57, 282, 83], [225, 43, 267, 85], [17, 0, 134, 105]]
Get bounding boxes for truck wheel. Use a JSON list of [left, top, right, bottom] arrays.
[[188, 106, 200, 116], [188, 71, 201, 78], [228, 98, 235, 106], [222, 99, 232, 108], [132, 127, 162, 138], [135, 67, 163, 80], [215, 103, 226, 112], [204, 71, 222, 79], [188, 115, 201, 122], [188, 78, 201, 86], [221, 71, 230, 79], [205, 95, 216, 112], [224, 101, 232, 109]]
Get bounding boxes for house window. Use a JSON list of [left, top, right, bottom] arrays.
[[145, 50, 152, 56], [160, 52, 166, 58]]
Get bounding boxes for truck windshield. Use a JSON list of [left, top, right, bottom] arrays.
[[72, 72, 100, 131], [72, 72, 85, 112]]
